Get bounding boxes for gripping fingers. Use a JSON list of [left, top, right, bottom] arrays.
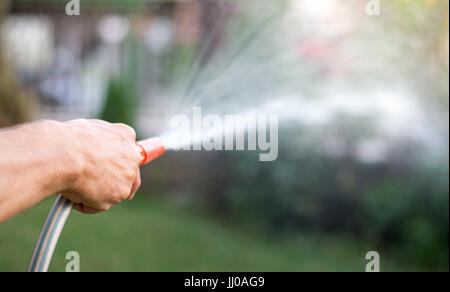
[[128, 169, 141, 200], [73, 203, 103, 215]]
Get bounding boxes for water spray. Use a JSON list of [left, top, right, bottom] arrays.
[[27, 137, 166, 272]]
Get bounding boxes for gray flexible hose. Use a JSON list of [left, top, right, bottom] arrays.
[[27, 195, 73, 272]]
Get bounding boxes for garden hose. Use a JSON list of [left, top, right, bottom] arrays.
[[27, 137, 165, 272]]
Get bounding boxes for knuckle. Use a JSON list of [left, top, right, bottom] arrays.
[[119, 187, 131, 200], [99, 204, 111, 212], [127, 169, 136, 180], [115, 123, 136, 140], [130, 151, 142, 164], [120, 193, 129, 201], [90, 119, 109, 124], [111, 192, 123, 204]]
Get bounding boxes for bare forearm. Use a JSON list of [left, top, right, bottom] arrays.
[[0, 121, 76, 222], [0, 119, 141, 222]]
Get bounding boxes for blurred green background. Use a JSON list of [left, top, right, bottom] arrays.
[[0, 0, 449, 271], [0, 195, 424, 272]]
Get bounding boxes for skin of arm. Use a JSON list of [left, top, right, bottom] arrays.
[[0, 119, 142, 223]]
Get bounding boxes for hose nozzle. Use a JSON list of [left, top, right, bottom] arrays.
[[137, 137, 165, 166]]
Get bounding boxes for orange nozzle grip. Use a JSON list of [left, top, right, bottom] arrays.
[[137, 137, 165, 166]]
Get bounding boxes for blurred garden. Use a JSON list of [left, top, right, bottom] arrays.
[[0, 0, 449, 271]]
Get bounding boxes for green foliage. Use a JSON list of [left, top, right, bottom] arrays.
[[216, 127, 449, 270], [99, 77, 135, 128], [362, 167, 449, 269]]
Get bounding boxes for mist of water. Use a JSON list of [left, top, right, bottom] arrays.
[[147, 0, 448, 163]]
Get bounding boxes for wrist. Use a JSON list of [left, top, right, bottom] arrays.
[[37, 121, 83, 196]]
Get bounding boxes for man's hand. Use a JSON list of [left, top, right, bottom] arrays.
[[0, 119, 143, 222], [61, 120, 142, 214]]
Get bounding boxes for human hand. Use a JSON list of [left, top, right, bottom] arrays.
[[60, 119, 142, 214]]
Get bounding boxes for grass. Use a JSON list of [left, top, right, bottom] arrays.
[[0, 195, 416, 272]]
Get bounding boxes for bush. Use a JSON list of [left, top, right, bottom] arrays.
[[99, 77, 136, 127]]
